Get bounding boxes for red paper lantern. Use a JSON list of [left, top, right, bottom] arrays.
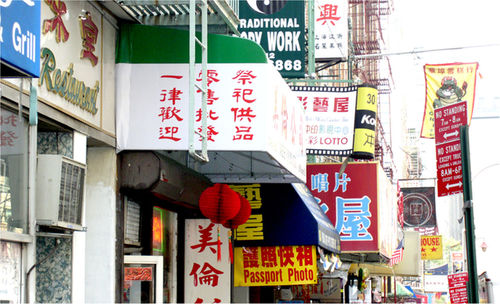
[[223, 193, 252, 229], [199, 184, 240, 224]]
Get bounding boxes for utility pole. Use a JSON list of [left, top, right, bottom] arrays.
[[460, 125, 479, 303]]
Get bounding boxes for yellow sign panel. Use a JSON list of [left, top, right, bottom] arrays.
[[234, 245, 317, 286], [421, 235, 443, 260], [421, 62, 478, 138], [352, 85, 378, 159]]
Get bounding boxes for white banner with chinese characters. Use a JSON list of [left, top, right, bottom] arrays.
[[292, 86, 357, 155], [184, 219, 231, 304], [314, 0, 349, 61], [116, 62, 306, 182]]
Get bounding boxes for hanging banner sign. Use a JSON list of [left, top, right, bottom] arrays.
[[238, 0, 306, 78], [421, 62, 478, 138], [421, 235, 443, 260], [292, 86, 357, 156], [352, 84, 378, 159], [314, 0, 348, 61], [401, 187, 436, 228], [234, 245, 317, 286]]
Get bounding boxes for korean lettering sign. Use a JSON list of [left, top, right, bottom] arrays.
[[314, 0, 348, 61], [184, 219, 230, 304], [234, 245, 317, 286], [292, 86, 357, 156], [238, 0, 306, 78], [307, 162, 379, 252], [0, 0, 40, 77]]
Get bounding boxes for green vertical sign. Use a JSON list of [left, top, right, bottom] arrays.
[[239, 0, 306, 78]]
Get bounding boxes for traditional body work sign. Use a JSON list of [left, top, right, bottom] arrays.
[[234, 245, 317, 286]]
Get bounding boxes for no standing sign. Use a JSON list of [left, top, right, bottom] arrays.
[[434, 101, 467, 197]]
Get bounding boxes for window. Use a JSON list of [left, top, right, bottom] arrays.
[[0, 108, 28, 234]]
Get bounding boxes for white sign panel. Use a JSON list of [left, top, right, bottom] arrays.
[[314, 0, 349, 60], [292, 86, 357, 155], [184, 219, 231, 303], [116, 62, 306, 182], [424, 275, 449, 293]]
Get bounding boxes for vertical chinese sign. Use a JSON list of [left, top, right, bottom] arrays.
[[421, 62, 478, 138], [307, 162, 379, 252], [314, 0, 348, 61], [292, 86, 357, 156], [184, 219, 230, 304], [238, 0, 306, 78]]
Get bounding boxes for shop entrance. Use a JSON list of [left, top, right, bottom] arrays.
[[124, 255, 163, 304]]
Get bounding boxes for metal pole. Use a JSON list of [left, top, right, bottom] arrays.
[[460, 125, 479, 303]]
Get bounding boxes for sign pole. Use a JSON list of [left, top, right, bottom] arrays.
[[460, 125, 479, 303]]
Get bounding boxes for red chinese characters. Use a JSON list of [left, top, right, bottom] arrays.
[[43, 0, 70, 43], [158, 75, 184, 141], [231, 70, 257, 141], [196, 69, 221, 142], [317, 4, 341, 26], [79, 12, 99, 66], [187, 222, 225, 303], [1, 114, 19, 147]]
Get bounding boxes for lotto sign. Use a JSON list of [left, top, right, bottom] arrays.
[[434, 101, 467, 197], [421, 235, 443, 260], [234, 245, 317, 286], [448, 272, 469, 304]]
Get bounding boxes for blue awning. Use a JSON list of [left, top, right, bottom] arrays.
[[232, 183, 341, 254]]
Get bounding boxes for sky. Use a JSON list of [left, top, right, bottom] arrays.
[[387, 0, 500, 295]]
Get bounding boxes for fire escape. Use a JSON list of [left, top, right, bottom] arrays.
[[350, 0, 396, 181]]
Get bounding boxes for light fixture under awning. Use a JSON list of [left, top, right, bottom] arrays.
[[116, 24, 306, 183], [231, 183, 341, 255]]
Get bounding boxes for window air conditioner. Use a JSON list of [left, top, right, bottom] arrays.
[[36, 154, 86, 231]]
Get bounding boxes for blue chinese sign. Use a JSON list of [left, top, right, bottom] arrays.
[[307, 162, 379, 252], [0, 0, 41, 77], [230, 183, 341, 254]]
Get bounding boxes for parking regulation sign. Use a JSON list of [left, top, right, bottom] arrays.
[[434, 101, 467, 197]]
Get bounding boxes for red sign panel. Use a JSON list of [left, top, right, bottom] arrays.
[[435, 141, 463, 196], [434, 101, 468, 145], [448, 272, 469, 304], [124, 267, 153, 281], [434, 101, 467, 197], [307, 162, 378, 252]]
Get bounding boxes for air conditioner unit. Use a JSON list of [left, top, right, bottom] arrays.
[[36, 154, 86, 231]]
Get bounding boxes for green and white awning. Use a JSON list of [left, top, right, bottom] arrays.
[[116, 24, 306, 183]]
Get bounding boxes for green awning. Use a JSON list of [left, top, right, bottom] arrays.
[[116, 23, 267, 64]]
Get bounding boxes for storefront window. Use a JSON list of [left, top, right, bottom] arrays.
[[0, 241, 22, 304], [0, 108, 28, 234]]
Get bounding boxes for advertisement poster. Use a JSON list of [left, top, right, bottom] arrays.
[[292, 86, 357, 156]]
